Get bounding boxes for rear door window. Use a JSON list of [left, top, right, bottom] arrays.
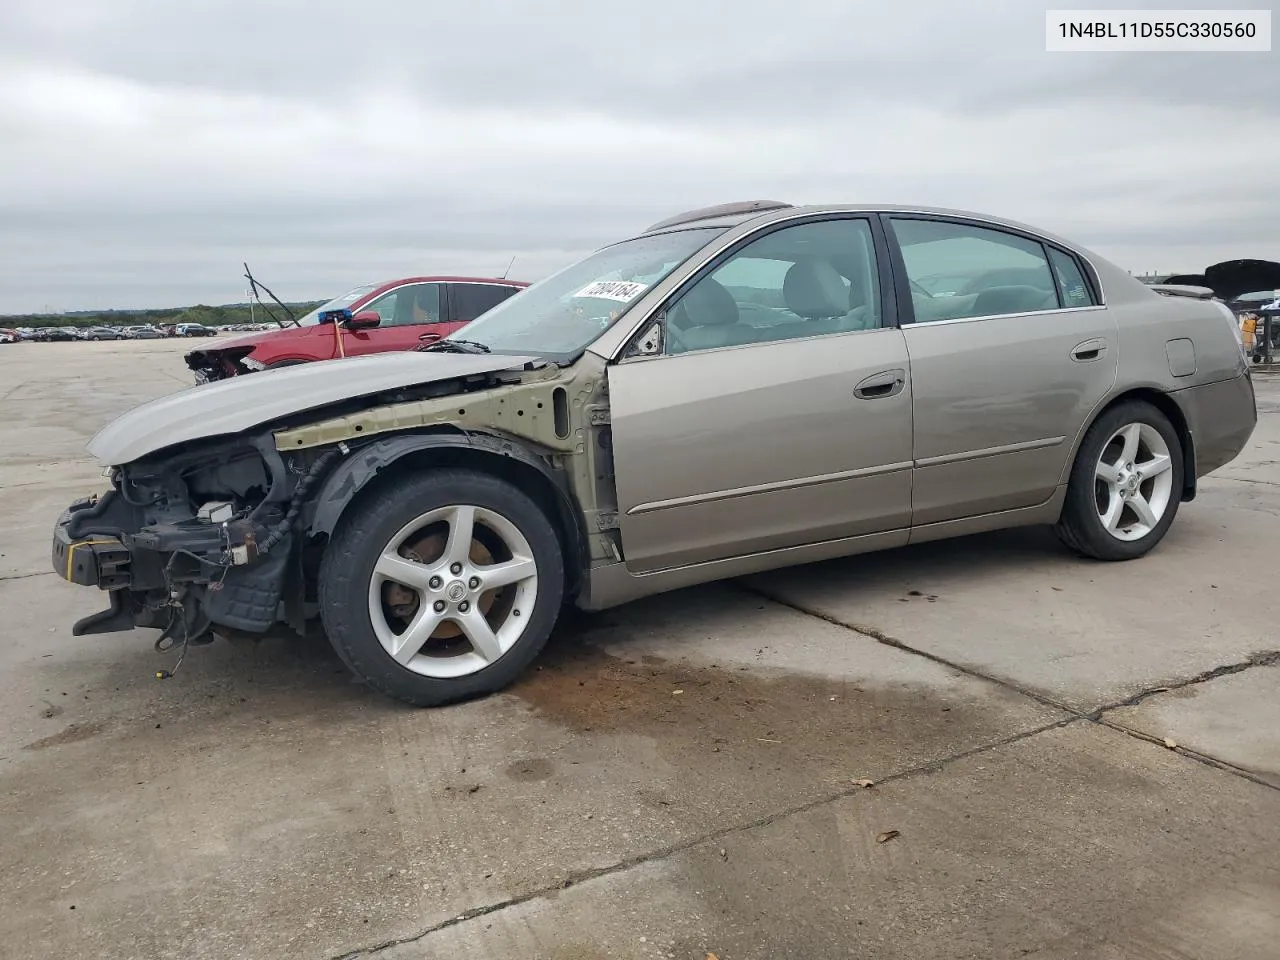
[[888, 218, 1060, 323], [451, 283, 521, 323]]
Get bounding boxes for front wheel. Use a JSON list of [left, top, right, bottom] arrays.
[[1055, 401, 1183, 561], [318, 469, 565, 706]]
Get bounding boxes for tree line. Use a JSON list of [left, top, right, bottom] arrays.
[[1, 302, 326, 329]]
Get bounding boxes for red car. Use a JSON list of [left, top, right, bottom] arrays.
[[185, 276, 528, 382]]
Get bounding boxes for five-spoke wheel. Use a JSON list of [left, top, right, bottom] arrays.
[[1092, 421, 1175, 541], [369, 504, 539, 678], [319, 469, 564, 706], [1056, 401, 1184, 561]]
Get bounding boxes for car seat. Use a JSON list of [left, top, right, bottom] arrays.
[[782, 260, 863, 335], [970, 284, 1058, 317], [667, 278, 753, 352]]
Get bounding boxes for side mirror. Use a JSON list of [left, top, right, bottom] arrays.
[[345, 310, 382, 330]]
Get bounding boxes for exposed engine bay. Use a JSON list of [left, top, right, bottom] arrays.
[[56, 434, 333, 651], [185, 345, 260, 382], [52, 355, 618, 674]]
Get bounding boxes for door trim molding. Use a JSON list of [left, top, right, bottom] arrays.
[[914, 435, 1065, 468], [629, 460, 913, 515], [900, 305, 1107, 329]]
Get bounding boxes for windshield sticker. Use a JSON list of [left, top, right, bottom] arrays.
[[572, 280, 648, 302]]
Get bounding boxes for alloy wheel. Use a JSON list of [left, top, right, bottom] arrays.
[[367, 504, 539, 678], [1093, 422, 1174, 541]]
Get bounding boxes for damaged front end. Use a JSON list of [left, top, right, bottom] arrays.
[[53, 434, 336, 652], [186, 345, 259, 383]]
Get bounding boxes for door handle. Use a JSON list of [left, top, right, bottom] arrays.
[[1071, 338, 1107, 362], [854, 368, 906, 400]]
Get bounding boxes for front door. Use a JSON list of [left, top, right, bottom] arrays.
[[608, 216, 914, 574], [885, 215, 1119, 526], [343, 282, 446, 356]]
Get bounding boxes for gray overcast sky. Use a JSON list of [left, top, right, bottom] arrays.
[[1, 0, 1277, 313]]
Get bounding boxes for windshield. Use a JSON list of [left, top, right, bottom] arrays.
[[441, 228, 724, 357], [294, 283, 381, 326]]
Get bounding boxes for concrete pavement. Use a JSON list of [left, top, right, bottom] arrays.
[[1, 339, 1277, 960]]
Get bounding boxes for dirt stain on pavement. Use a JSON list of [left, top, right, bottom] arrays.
[[22, 721, 103, 750], [504, 757, 556, 782], [506, 623, 1040, 800]]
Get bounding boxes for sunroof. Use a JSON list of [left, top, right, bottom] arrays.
[[644, 200, 793, 233]]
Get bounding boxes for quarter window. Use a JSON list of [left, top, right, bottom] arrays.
[[1047, 247, 1097, 308], [889, 218, 1059, 323], [663, 218, 882, 356]]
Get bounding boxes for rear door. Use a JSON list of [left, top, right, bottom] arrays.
[[607, 215, 914, 573], [442, 283, 523, 342], [885, 215, 1118, 527]]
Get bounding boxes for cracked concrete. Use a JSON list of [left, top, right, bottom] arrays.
[[1105, 663, 1280, 788], [2, 339, 1278, 960]]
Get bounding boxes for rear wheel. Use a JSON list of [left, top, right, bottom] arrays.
[[1055, 401, 1183, 561], [318, 469, 564, 706]]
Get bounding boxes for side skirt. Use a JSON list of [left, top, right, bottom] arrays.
[[576, 490, 1067, 612]]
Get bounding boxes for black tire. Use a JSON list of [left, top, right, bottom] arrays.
[[318, 468, 564, 707], [265, 359, 307, 370], [1055, 400, 1184, 561]]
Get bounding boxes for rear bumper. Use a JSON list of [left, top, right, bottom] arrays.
[[1174, 371, 1258, 479]]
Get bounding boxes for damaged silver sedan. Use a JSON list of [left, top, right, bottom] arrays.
[[53, 202, 1258, 705]]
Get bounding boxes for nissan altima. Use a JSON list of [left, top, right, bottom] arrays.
[[53, 201, 1257, 706]]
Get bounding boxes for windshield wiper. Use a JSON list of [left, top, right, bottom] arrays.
[[421, 339, 491, 354], [243, 262, 300, 328]]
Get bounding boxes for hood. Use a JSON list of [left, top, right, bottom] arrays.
[[88, 350, 537, 466], [1166, 259, 1280, 302], [190, 326, 290, 354]]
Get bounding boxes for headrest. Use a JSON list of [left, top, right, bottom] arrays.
[[784, 260, 848, 319], [670, 277, 740, 328]]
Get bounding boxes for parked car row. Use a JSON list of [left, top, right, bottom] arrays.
[[4, 277, 529, 383], [1, 322, 222, 342]]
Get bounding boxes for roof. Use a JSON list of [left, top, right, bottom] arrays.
[[341, 276, 530, 308], [636, 203, 1090, 253], [381, 276, 529, 287]]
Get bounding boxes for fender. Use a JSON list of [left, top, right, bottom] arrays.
[[1056, 382, 1198, 502], [306, 430, 589, 587]]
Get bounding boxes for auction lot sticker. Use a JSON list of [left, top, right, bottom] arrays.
[[1046, 9, 1271, 51], [573, 280, 648, 302]]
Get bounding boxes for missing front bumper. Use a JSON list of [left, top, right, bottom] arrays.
[[52, 502, 132, 589], [52, 502, 139, 635]]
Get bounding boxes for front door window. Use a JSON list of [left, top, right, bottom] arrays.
[[660, 218, 882, 355]]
